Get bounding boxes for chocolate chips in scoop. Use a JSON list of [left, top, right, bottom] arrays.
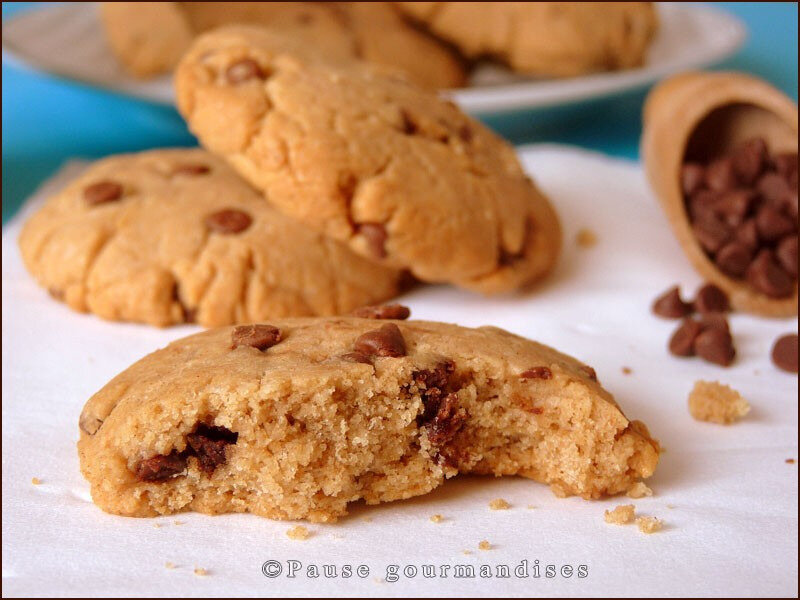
[[682, 138, 798, 299]]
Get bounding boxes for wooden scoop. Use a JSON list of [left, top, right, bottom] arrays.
[[642, 71, 798, 317]]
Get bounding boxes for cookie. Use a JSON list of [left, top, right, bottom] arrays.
[[100, 2, 465, 88], [396, 2, 658, 78], [18, 149, 407, 327], [78, 311, 659, 522], [175, 26, 561, 293]]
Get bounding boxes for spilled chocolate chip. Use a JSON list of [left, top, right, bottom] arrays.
[[652, 285, 692, 319], [771, 334, 799, 373], [225, 58, 265, 84], [231, 324, 282, 350], [134, 451, 187, 482], [84, 180, 123, 206], [520, 366, 552, 380], [668, 318, 703, 357], [693, 283, 730, 314], [351, 304, 411, 320], [205, 209, 252, 234], [353, 323, 406, 358], [694, 327, 735, 367], [699, 312, 730, 335], [186, 424, 238, 475], [357, 223, 388, 259], [746, 249, 795, 298], [172, 163, 210, 176]]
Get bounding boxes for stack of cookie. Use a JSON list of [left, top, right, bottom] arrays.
[[19, 26, 562, 327]]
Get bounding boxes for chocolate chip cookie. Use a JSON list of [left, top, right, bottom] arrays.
[[100, 1, 465, 88], [175, 26, 561, 293], [18, 149, 407, 327], [78, 311, 659, 521], [396, 2, 658, 78]]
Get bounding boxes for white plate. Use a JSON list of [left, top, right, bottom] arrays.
[[2, 2, 746, 114]]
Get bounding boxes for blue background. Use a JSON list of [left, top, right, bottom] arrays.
[[2, 2, 798, 223]]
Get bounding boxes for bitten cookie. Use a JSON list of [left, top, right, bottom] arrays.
[[99, 1, 465, 88], [396, 2, 658, 78], [18, 149, 407, 327], [78, 312, 659, 522], [175, 26, 561, 293]]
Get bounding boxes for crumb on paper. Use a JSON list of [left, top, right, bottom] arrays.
[[489, 498, 510, 510], [550, 483, 569, 498], [173, 520, 185, 526], [604, 504, 635, 525], [462, 550, 472, 555], [626, 482, 653, 499], [373, 577, 384, 584], [362, 516, 373, 522], [688, 381, 750, 424], [636, 516, 663, 534], [330, 533, 345, 540], [164, 562, 176, 570], [666, 504, 676, 509], [430, 514, 443, 523], [153, 523, 162, 529], [193, 567, 208, 576], [527, 504, 537, 509], [622, 366, 632, 375], [31, 477, 42, 485], [575, 228, 598, 248], [287, 525, 310, 540], [478, 540, 491, 550], [786, 458, 795, 464]]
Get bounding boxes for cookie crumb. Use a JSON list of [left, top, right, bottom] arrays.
[[626, 482, 653, 499], [429, 514, 443, 523], [173, 520, 185, 526], [489, 498, 510, 510], [362, 516, 373, 522], [575, 228, 598, 248], [164, 562, 176, 570], [550, 483, 569, 498], [604, 504, 635, 525], [527, 504, 537, 509], [478, 540, 491, 550], [622, 366, 632, 375], [786, 458, 796, 464], [287, 525, 310, 540], [31, 477, 42, 485], [153, 523, 162, 529], [462, 550, 472, 555], [636, 516, 663, 534], [688, 381, 750, 424], [193, 567, 208, 576]]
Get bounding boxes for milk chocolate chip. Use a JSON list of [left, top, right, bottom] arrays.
[[351, 304, 411, 320], [134, 451, 187, 482], [186, 424, 238, 474], [668, 318, 702, 357], [231, 324, 282, 350], [771, 334, 798, 373], [226, 58, 265, 84], [354, 323, 406, 357], [652, 285, 691, 319], [205, 209, 252, 234], [520, 366, 552, 380], [746, 250, 794, 298], [173, 163, 210, 176], [357, 223, 388, 259], [694, 327, 736, 366], [84, 181, 123, 206], [694, 283, 730, 314]]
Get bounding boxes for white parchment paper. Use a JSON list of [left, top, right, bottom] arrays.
[[2, 146, 797, 597]]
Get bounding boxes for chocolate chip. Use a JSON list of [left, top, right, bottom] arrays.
[[713, 189, 753, 227], [692, 214, 732, 253], [688, 189, 720, 222], [715, 241, 753, 278], [771, 334, 799, 373], [225, 58, 265, 84], [78, 412, 103, 436], [757, 172, 793, 208], [520, 366, 552, 380], [458, 124, 473, 143], [186, 424, 238, 474], [205, 209, 252, 234], [776, 235, 798, 277], [699, 312, 730, 335], [694, 283, 730, 313], [668, 318, 702, 357], [694, 327, 736, 367], [340, 351, 373, 364], [731, 137, 767, 185], [746, 249, 795, 298], [705, 158, 736, 192], [681, 163, 706, 196], [773, 152, 798, 179], [735, 218, 759, 250], [652, 285, 692, 319], [579, 365, 598, 381], [173, 163, 210, 176], [134, 451, 187, 482], [424, 393, 465, 447], [357, 223, 388, 259], [353, 323, 406, 357], [351, 304, 411, 320], [231, 324, 282, 350], [414, 360, 457, 423], [755, 205, 795, 242], [399, 109, 418, 135], [84, 180, 123, 206]]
